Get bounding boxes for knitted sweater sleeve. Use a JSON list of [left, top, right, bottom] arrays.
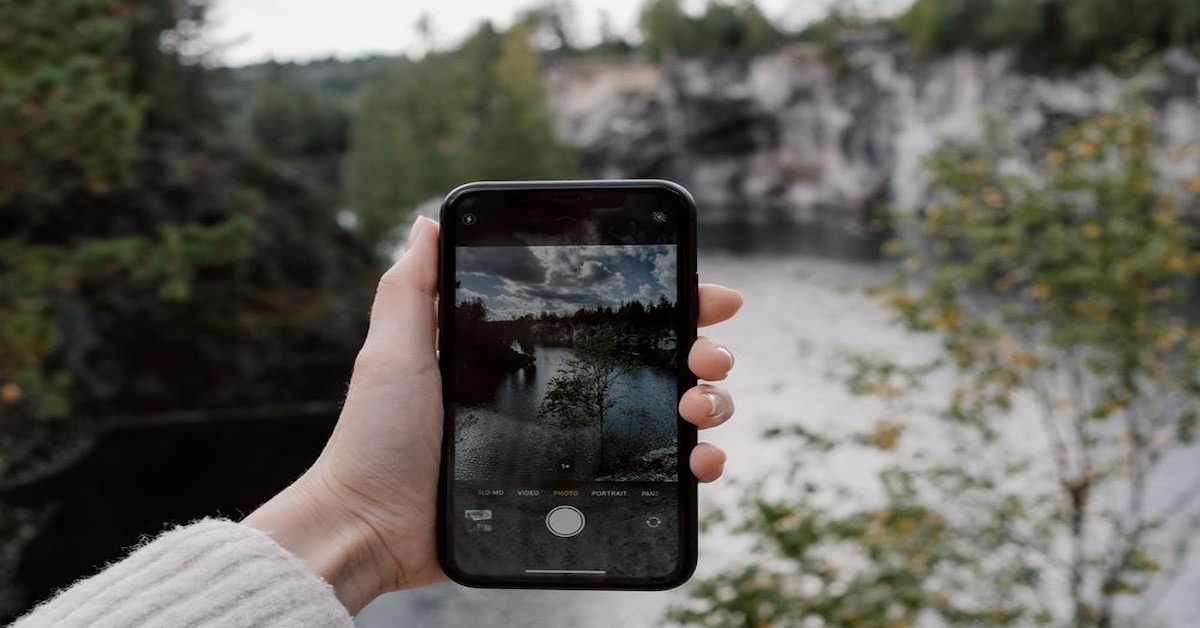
[[11, 519, 354, 628]]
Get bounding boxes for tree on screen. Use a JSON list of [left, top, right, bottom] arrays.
[[538, 326, 632, 472]]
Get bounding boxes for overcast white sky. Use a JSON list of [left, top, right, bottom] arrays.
[[208, 0, 844, 66]]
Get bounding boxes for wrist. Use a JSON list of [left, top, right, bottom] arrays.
[[242, 470, 395, 614]]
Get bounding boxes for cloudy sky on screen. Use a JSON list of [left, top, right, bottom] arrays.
[[457, 245, 676, 320]]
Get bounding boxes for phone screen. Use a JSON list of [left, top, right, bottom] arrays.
[[438, 181, 698, 588]]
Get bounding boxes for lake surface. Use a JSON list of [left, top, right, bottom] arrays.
[[358, 237, 1200, 627], [455, 345, 677, 482]]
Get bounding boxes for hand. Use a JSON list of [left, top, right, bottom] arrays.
[[243, 216, 743, 613]]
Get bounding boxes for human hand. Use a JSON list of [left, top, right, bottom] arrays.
[[243, 216, 743, 613]]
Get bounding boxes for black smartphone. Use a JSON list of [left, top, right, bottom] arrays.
[[437, 180, 699, 589]]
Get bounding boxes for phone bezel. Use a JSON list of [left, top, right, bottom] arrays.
[[435, 179, 699, 590]]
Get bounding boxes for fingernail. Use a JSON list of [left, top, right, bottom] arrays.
[[716, 345, 735, 368], [405, 216, 426, 251], [703, 392, 724, 419]]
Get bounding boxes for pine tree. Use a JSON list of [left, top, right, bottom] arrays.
[[638, 0, 696, 60], [346, 22, 578, 249], [474, 24, 578, 180], [0, 0, 141, 213], [246, 63, 349, 158], [0, 0, 143, 419]]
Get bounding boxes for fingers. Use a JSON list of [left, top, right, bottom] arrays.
[[359, 217, 441, 371], [688, 336, 734, 381], [689, 443, 726, 483], [697, 284, 743, 328], [685, 289, 738, 485], [679, 383, 734, 430], [688, 285, 740, 484]]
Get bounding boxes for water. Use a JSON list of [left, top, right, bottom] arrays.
[[455, 346, 677, 481]]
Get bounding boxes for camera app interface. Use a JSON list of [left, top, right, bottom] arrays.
[[448, 201, 685, 582]]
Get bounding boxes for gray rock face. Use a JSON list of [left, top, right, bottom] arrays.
[[547, 45, 1200, 222]]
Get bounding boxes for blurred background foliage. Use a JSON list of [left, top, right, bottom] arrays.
[[903, 0, 1200, 67], [346, 22, 579, 247], [0, 0, 379, 483], [673, 104, 1200, 627], [4, 0, 1200, 625]]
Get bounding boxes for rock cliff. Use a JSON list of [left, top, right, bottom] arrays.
[[547, 44, 1200, 222]]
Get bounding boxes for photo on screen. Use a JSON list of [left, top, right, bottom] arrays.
[[451, 244, 679, 483]]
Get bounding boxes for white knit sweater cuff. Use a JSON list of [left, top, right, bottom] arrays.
[[12, 518, 354, 627]]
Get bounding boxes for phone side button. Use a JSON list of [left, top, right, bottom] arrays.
[[545, 505, 586, 538]]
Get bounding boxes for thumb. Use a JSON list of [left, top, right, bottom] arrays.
[[362, 216, 440, 362]]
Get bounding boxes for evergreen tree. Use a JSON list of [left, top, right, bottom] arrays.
[[344, 66, 422, 246], [345, 22, 578, 249], [0, 0, 141, 213], [0, 0, 143, 419], [637, 0, 785, 60], [127, 0, 218, 132], [521, 0, 580, 54], [696, 1, 744, 51], [903, 0, 1200, 67], [638, 0, 697, 60], [345, 47, 477, 246], [1, 0, 375, 455], [245, 63, 349, 158], [738, 1, 785, 54], [474, 24, 579, 180], [595, 9, 634, 55]]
